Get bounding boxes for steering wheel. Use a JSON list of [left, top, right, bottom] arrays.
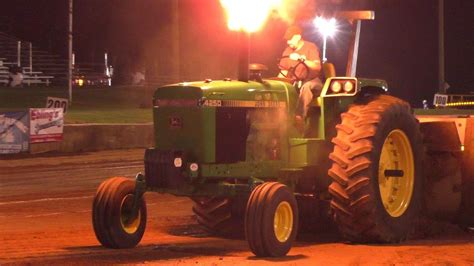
[[278, 55, 310, 82]]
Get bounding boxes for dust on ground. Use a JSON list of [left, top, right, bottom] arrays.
[[1, 149, 473, 265]]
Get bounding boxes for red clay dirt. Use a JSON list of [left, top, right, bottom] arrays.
[[1, 149, 473, 265]]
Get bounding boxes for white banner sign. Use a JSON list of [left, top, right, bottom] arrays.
[[29, 108, 64, 143], [0, 111, 29, 154]]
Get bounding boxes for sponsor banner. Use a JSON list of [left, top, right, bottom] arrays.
[[46, 97, 69, 113], [29, 108, 64, 143], [0, 111, 29, 154]]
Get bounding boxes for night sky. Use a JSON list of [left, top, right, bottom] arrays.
[[0, 0, 472, 106]]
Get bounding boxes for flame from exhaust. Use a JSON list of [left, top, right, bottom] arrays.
[[220, 0, 316, 32], [220, 0, 282, 32]]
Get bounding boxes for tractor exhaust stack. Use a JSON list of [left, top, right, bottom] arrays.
[[237, 32, 250, 82]]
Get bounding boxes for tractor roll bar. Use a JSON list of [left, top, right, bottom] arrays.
[[334, 11, 375, 77]]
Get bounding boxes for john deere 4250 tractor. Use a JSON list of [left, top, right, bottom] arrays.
[[92, 11, 473, 257]]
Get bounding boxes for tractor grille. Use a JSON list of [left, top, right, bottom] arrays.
[[144, 148, 187, 189], [215, 108, 250, 163]]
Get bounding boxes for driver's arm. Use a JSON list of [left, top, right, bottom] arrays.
[[296, 53, 321, 73], [289, 52, 321, 73], [302, 57, 321, 72]]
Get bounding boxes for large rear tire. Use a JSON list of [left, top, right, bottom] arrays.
[[92, 177, 147, 248], [191, 196, 245, 237], [245, 182, 298, 257], [328, 95, 423, 243]]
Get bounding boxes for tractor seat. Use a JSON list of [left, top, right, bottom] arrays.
[[311, 62, 336, 107]]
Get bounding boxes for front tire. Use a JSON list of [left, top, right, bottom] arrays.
[[92, 177, 147, 248], [328, 95, 423, 243], [245, 182, 298, 257]]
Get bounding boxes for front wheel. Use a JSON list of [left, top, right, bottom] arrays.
[[92, 177, 147, 248], [245, 182, 298, 257], [328, 95, 423, 243]]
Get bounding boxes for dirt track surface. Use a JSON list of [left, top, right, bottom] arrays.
[[1, 149, 473, 265]]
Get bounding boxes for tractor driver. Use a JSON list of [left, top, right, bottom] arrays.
[[278, 25, 322, 131]]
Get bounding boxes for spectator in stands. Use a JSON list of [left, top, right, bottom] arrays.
[[8, 66, 23, 87], [131, 68, 145, 85]]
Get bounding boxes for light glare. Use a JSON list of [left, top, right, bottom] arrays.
[[314, 17, 337, 37]]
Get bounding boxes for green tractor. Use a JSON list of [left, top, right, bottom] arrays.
[[92, 11, 473, 257]]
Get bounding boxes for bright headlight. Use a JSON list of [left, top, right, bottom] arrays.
[[343, 81, 354, 92], [331, 81, 342, 93]]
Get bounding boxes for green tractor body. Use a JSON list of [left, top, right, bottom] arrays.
[[145, 77, 385, 198], [92, 10, 473, 257]]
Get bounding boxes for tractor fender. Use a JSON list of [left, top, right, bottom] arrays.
[[359, 86, 387, 96]]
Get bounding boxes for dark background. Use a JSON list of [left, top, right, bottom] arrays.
[[0, 0, 473, 106]]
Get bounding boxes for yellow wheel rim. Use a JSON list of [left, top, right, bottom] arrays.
[[120, 194, 141, 234], [273, 201, 293, 243], [378, 129, 415, 217]]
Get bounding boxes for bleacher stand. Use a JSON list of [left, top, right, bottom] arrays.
[[1, 31, 110, 87], [0, 32, 55, 86], [0, 58, 9, 85]]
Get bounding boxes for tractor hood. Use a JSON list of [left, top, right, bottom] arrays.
[[153, 79, 295, 108]]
